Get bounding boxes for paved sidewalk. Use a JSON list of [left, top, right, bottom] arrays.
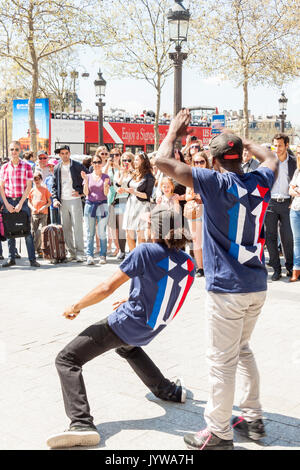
[[1, 241, 300, 450]]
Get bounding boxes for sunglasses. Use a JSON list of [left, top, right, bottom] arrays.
[[10, 148, 20, 151], [110, 154, 120, 157], [191, 145, 200, 149], [122, 159, 132, 163], [98, 152, 108, 156], [39, 157, 48, 160], [93, 160, 102, 165], [34, 177, 42, 180], [194, 160, 206, 165]]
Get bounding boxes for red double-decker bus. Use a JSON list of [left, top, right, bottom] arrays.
[[50, 106, 218, 155]]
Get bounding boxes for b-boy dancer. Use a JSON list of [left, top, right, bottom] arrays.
[[155, 109, 278, 450], [47, 206, 195, 449]]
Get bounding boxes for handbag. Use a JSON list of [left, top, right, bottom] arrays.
[[184, 200, 202, 220], [2, 210, 31, 239], [0, 212, 6, 241]]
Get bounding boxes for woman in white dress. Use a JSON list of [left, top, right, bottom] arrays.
[[122, 152, 155, 251]]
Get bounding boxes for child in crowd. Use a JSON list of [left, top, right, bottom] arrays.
[[156, 176, 180, 212], [28, 172, 52, 257]]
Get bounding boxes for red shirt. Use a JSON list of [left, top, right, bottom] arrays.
[[0, 160, 33, 198]]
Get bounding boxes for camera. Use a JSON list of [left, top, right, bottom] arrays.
[[191, 136, 198, 142]]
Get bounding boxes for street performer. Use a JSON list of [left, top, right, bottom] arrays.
[[154, 109, 278, 450], [47, 205, 195, 449]]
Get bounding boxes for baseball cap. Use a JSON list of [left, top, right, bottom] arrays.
[[54, 145, 70, 154], [210, 133, 243, 161], [37, 150, 48, 158], [48, 158, 59, 166]]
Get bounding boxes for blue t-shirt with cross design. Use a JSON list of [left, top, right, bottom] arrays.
[[192, 166, 275, 293], [108, 243, 195, 346]]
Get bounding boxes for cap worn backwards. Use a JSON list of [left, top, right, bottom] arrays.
[[210, 133, 243, 161]]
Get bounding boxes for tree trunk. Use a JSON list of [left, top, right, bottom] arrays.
[[28, 8, 39, 156], [29, 65, 38, 155], [242, 71, 249, 139], [154, 75, 161, 151]]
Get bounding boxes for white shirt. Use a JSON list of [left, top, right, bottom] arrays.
[[61, 163, 80, 200], [271, 154, 290, 199], [290, 169, 300, 211]]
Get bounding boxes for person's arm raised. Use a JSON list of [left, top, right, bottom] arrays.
[[155, 109, 193, 188]]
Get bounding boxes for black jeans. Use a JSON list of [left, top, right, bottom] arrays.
[[265, 199, 293, 271], [55, 317, 178, 428]]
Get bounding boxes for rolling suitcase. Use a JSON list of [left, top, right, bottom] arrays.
[[41, 224, 66, 264]]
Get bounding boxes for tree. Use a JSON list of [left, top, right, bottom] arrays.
[[0, 0, 99, 154], [38, 49, 81, 113], [99, 0, 175, 150], [190, 0, 300, 137]]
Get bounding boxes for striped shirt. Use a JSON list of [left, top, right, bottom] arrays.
[[0, 160, 33, 198]]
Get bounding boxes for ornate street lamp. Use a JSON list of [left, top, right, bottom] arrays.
[[60, 70, 89, 113], [278, 90, 288, 133], [94, 69, 106, 146], [168, 0, 190, 117]]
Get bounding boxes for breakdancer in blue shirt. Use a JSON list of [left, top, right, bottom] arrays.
[[47, 205, 195, 449]]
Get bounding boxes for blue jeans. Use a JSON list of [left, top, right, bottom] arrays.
[[290, 209, 300, 269], [3, 198, 36, 261], [84, 202, 108, 257]]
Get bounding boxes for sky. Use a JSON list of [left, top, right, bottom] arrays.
[[78, 48, 300, 128]]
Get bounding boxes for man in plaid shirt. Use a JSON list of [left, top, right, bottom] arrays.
[[0, 141, 40, 268]]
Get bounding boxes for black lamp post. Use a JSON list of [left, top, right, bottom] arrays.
[[167, 0, 190, 118], [94, 69, 106, 146], [61, 70, 90, 113], [278, 91, 288, 133]]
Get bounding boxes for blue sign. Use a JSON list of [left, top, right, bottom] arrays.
[[211, 114, 226, 134], [12, 98, 50, 152]]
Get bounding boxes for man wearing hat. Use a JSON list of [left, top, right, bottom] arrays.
[[35, 150, 52, 181], [155, 109, 278, 450], [44, 158, 60, 224], [52, 145, 87, 262]]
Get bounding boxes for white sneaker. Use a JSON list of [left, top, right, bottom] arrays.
[[76, 255, 85, 263], [99, 256, 107, 265], [46, 426, 100, 449], [86, 256, 94, 265], [175, 377, 187, 403]]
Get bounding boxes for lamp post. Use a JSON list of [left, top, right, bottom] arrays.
[[0, 97, 8, 158], [167, 0, 190, 118], [94, 69, 106, 146], [60, 70, 90, 113], [278, 90, 288, 133]]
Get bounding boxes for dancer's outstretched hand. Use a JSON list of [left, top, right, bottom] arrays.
[[167, 108, 191, 139]]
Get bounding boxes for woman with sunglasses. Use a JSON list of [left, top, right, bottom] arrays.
[[81, 156, 110, 265], [109, 152, 135, 260], [184, 140, 204, 166], [123, 152, 155, 251], [106, 149, 122, 257], [185, 152, 211, 277]]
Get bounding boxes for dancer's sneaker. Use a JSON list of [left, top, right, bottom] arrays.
[[231, 416, 266, 440], [86, 256, 95, 265], [163, 377, 186, 403], [46, 425, 100, 449], [184, 428, 234, 450], [99, 256, 107, 265]]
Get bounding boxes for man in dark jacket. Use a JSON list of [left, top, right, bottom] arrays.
[[264, 133, 296, 280], [52, 145, 87, 262]]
